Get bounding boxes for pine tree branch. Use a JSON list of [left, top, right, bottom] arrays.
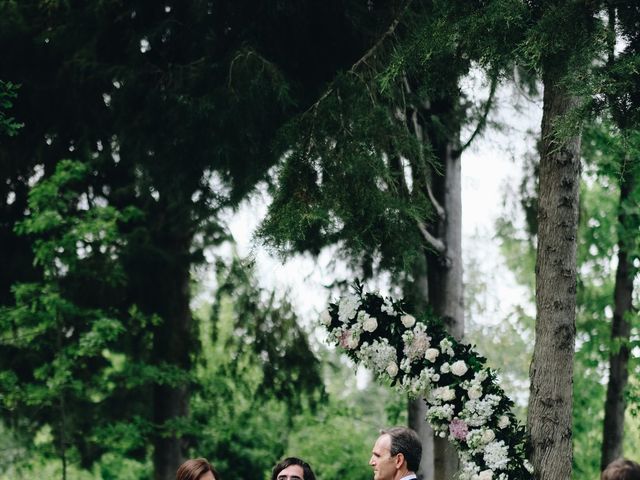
[[455, 75, 498, 158], [416, 220, 445, 253], [301, 0, 414, 117]]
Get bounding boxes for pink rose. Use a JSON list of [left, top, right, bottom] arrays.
[[449, 418, 469, 441]]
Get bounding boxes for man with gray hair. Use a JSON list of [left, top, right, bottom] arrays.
[[369, 426, 423, 480]]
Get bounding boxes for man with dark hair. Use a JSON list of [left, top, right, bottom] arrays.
[[369, 426, 423, 480], [602, 458, 640, 480], [271, 457, 317, 480]]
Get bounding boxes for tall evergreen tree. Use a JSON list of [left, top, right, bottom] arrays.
[[523, 1, 597, 477], [597, 1, 640, 467], [0, 2, 327, 478]]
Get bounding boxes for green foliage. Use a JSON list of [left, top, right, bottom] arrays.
[[0, 160, 153, 477], [188, 257, 324, 479], [0, 80, 22, 137]]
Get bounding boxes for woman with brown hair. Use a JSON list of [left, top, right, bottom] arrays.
[[176, 458, 221, 480], [602, 459, 640, 480]]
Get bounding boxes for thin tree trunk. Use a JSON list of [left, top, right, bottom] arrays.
[[409, 396, 435, 480], [427, 136, 463, 480], [405, 254, 435, 480], [600, 164, 638, 469], [527, 69, 581, 480], [149, 231, 193, 480]]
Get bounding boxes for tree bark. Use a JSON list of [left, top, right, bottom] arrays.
[[152, 257, 192, 480], [426, 133, 463, 480], [409, 396, 435, 480], [600, 165, 638, 469], [527, 69, 581, 480]]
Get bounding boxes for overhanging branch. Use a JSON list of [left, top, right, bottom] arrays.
[[301, 0, 414, 117], [454, 75, 498, 158], [416, 220, 445, 253]]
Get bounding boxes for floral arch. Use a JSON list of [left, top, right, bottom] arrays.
[[320, 284, 533, 480]]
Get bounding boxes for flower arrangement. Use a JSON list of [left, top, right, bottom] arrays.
[[321, 284, 533, 480]]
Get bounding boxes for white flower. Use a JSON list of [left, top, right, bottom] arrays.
[[440, 362, 451, 374], [320, 309, 332, 326], [497, 415, 510, 429], [400, 358, 412, 373], [481, 429, 496, 444], [431, 373, 440, 382], [451, 360, 469, 376], [401, 314, 416, 328], [386, 362, 399, 377], [362, 314, 378, 332], [468, 385, 482, 399], [347, 333, 360, 349], [381, 300, 396, 316], [483, 440, 509, 470], [461, 394, 501, 428], [478, 469, 493, 480], [524, 460, 534, 473], [425, 348, 440, 363], [338, 294, 361, 322], [440, 338, 454, 356], [357, 339, 397, 375], [426, 403, 455, 422], [432, 386, 456, 402], [403, 329, 430, 361]]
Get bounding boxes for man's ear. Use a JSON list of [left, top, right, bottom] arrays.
[[395, 452, 405, 469]]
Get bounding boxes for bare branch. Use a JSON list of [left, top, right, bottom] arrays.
[[426, 182, 445, 219], [455, 75, 498, 157], [416, 220, 445, 253]]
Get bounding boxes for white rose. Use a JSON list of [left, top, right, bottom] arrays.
[[386, 362, 399, 377], [440, 362, 451, 373], [498, 415, 510, 429], [362, 315, 378, 332], [481, 429, 495, 444], [478, 469, 493, 480], [434, 386, 456, 402], [451, 360, 468, 376], [467, 385, 482, 399], [401, 314, 416, 328], [431, 373, 440, 382], [320, 309, 332, 326], [524, 460, 534, 473], [425, 348, 440, 363]]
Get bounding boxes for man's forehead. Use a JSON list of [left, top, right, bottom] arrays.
[[374, 433, 392, 450]]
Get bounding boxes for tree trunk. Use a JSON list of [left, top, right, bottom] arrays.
[[152, 262, 192, 480], [426, 135, 463, 480], [527, 69, 581, 480], [409, 397, 435, 480], [141, 223, 194, 480], [600, 165, 638, 469], [404, 253, 435, 480]]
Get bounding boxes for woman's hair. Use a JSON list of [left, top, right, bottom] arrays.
[[271, 457, 316, 480], [176, 458, 220, 480], [602, 458, 640, 480]]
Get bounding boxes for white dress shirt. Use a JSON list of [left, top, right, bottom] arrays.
[[400, 474, 418, 480]]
